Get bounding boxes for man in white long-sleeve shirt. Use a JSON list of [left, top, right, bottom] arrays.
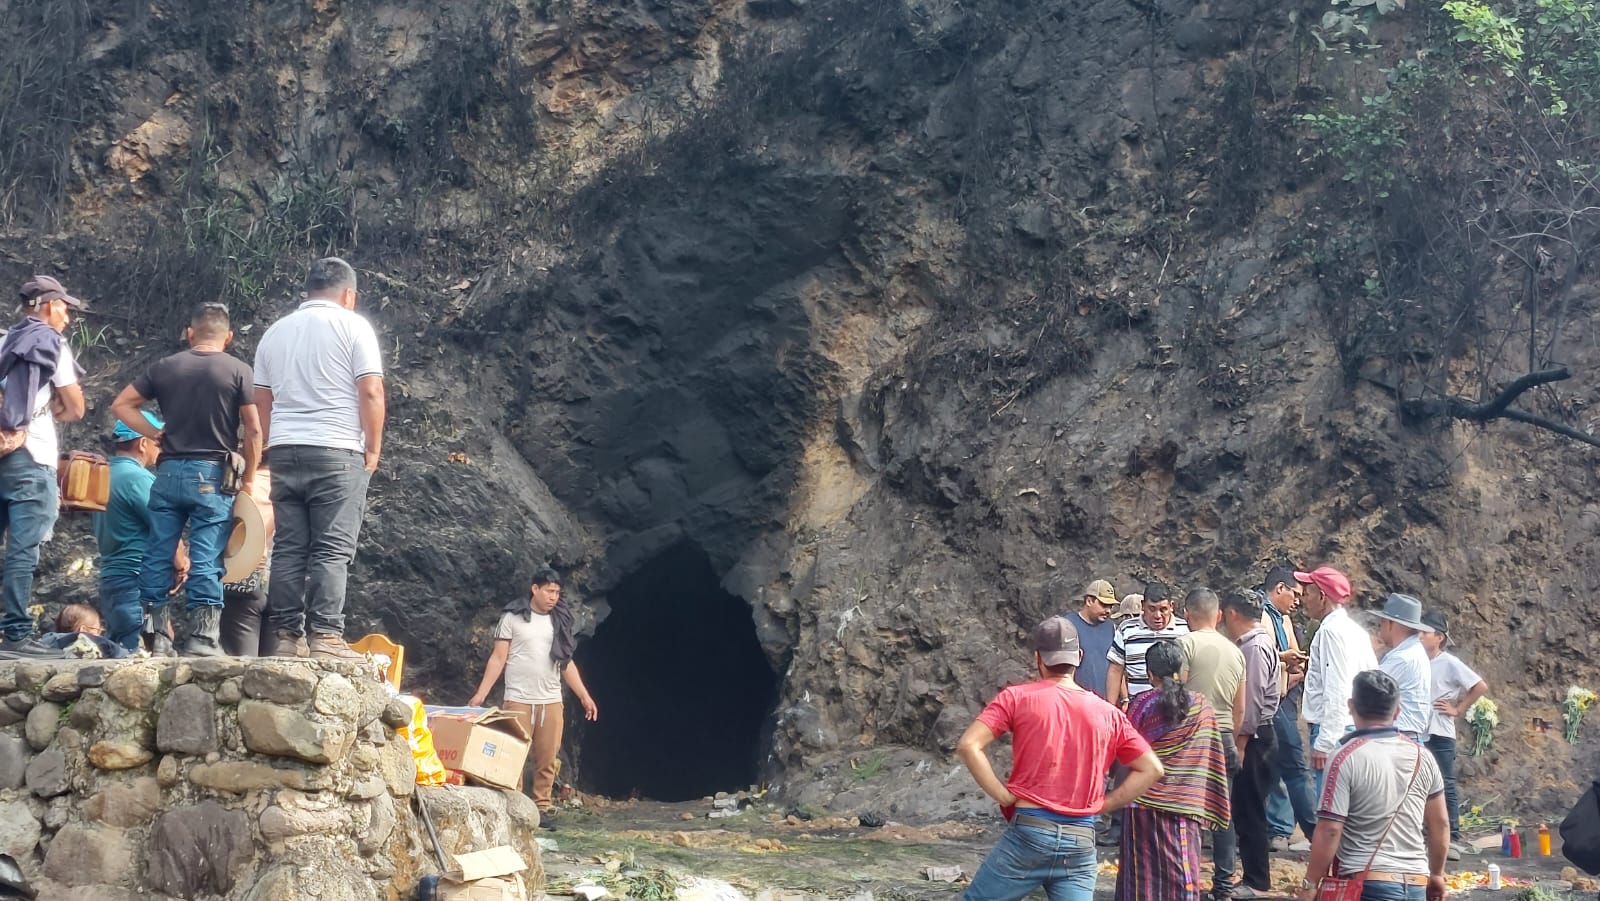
[[1298, 566, 1377, 793], [1373, 593, 1434, 742]]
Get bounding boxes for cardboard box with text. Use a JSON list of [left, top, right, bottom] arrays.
[[425, 707, 532, 790]]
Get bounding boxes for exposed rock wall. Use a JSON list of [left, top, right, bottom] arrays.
[[0, 658, 541, 900]]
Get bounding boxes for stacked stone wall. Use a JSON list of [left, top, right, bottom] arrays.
[[0, 658, 543, 900]]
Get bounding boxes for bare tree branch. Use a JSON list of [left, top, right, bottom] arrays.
[[1498, 407, 1600, 450], [1400, 366, 1571, 421]]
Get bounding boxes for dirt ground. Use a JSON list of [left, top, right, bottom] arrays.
[[536, 798, 1597, 900]]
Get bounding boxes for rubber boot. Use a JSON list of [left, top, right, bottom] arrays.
[[144, 605, 175, 657], [179, 606, 225, 657]]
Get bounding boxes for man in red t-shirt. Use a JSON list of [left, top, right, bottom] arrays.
[[957, 615, 1165, 901]]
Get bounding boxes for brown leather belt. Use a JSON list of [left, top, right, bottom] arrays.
[[1013, 813, 1095, 840], [1349, 871, 1428, 885]]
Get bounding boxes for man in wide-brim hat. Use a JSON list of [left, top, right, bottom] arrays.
[[1373, 593, 1434, 742]]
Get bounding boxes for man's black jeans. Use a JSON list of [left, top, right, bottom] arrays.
[[266, 446, 370, 638], [1235, 725, 1281, 892]]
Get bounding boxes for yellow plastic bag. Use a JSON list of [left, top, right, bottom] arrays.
[[396, 695, 448, 786]]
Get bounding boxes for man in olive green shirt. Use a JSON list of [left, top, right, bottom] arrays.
[[1178, 587, 1246, 899]]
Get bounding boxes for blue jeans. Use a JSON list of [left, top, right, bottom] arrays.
[[1270, 705, 1318, 837], [96, 573, 143, 650], [139, 460, 233, 612], [1360, 881, 1424, 900], [1268, 781, 1293, 838], [1213, 729, 1241, 887], [964, 821, 1098, 901], [267, 446, 371, 637], [1425, 735, 1460, 838], [0, 451, 59, 641]]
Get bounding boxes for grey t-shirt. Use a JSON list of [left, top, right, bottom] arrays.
[[1428, 652, 1482, 740], [1321, 731, 1446, 875], [495, 611, 562, 705]]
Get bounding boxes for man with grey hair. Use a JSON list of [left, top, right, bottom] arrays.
[[253, 258, 385, 659]]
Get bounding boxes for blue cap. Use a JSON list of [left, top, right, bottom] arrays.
[[112, 411, 163, 443]]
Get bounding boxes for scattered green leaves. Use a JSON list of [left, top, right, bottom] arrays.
[[1444, 0, 1527, 72]]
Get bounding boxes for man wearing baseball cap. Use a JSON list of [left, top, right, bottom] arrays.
[[1298, 566, 1378, 791], [1069, 578, 1119, 701], [1420, 611, 1486, 859], [957, 616, 1163, 900], [92, 411, 189, 651], [0, 276, 86, 656]]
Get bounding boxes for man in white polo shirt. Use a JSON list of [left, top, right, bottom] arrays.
[[253, 258, 385, 660]]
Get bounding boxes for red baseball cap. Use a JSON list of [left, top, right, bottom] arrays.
[[1293, 565, 1352, 601]]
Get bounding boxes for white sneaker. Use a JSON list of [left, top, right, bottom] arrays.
[[1288, 839, 1311, 852], [1268, 836, 1289, 852]]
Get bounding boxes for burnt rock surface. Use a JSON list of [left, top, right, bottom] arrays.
[[0, 0, 1594, 818]]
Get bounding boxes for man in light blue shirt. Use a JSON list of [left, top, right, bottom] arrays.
[[1373, 593, 1434, 741]]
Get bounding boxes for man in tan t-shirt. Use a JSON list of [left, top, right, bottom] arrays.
[[469, 569, 598, 817], [1178, 587, 1247, 898]]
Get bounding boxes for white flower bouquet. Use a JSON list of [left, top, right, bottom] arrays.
[[1466, 697, 1498, 756]]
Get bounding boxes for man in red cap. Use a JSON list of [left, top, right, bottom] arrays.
[[957, 615, 1163, 900], [0, 277, 86, 657], [1297, 565, 1377, 794]]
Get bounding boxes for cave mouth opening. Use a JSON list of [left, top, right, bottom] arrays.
[[570, 542, 780, 802]]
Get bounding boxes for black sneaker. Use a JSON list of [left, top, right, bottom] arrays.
[[538, 807, 558, 830]]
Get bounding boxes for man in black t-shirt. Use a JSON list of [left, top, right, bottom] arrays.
[[110, 303, 262, 656]]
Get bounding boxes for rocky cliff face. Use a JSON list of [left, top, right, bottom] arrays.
[[3, 0, 1597, 818]]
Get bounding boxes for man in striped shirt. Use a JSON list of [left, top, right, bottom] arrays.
[[1107, 582, 1190, 708]]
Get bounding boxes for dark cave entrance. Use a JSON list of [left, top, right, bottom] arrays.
[[570, 543, 780, 802]]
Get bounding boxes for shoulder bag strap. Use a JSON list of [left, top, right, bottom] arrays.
[[1351, 742, 1426, 875]]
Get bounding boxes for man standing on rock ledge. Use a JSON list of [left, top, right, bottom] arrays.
[[112, 303, 261, 657], [469, 568, 598, 823], [0, 277, 85, 658], [957, 615, 1162, 901], [254, 258, 385, 661]]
